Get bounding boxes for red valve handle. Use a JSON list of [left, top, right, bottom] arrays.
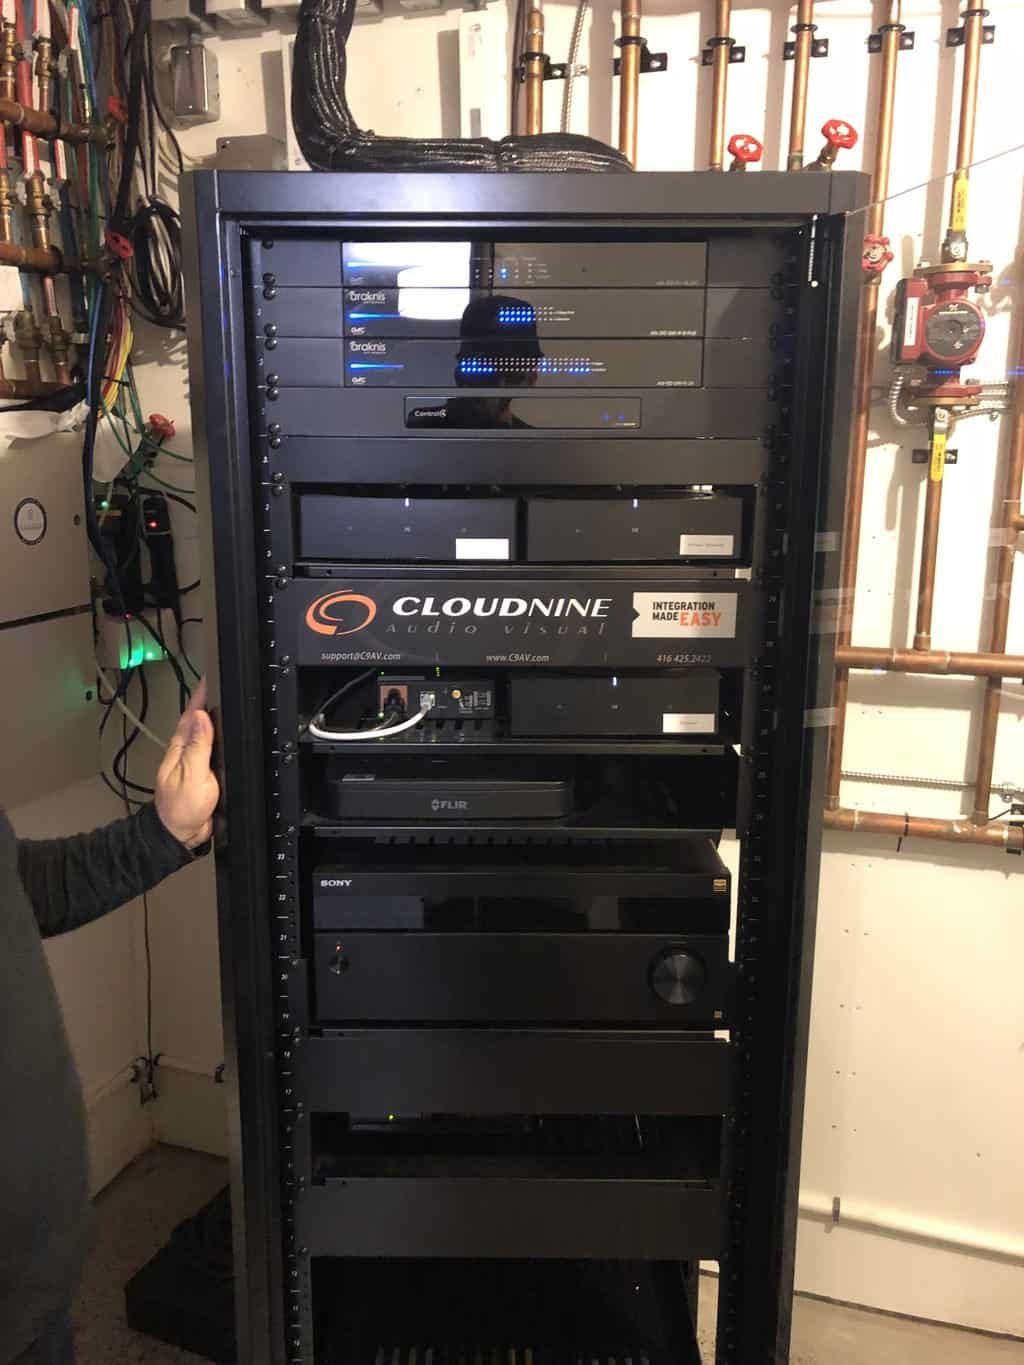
[[861, 233, 894, 275], [822, 118, 858, 150], [728, 133, 763, 163], [147, 413, 176, 442]]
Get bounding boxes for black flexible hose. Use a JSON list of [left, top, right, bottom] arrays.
[[292, 0, 631, 174]]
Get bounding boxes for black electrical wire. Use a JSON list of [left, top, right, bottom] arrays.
[[292, 0, 631, 173], [309, 667, 378, 730], [115, 680, 158, 1100], [129, 199, 185, 329]]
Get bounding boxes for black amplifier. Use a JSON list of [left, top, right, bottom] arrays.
[[341, 288, 705, 340], [298, 494, 517, 562], [266, 337, 704, 389], [508, 671, 720, 737], [311, 839, 731, 1026], [340, 240, 708, 290], [255, 284, 785, 342], [290, 573, 755, 669], [526, 494, 744, 563]]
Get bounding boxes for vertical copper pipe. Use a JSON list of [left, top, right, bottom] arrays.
[[867, 4, 901, 239], [955, 8, 984, 180], [618, 0, 641, 165], [0, 22, 16, 102], [945, 6, 985, 259], [708, 0, 731, 171], [824, 0, 903, 807], [787, 0, 814, 170], [523, 8, 545, 137], [914, 464, 943, 650], [971, 290, 1024, 822]]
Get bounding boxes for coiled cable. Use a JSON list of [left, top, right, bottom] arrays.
[[292, 0, 630, 173]]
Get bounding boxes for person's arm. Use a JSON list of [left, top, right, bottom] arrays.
[[17, 804, 194, 937], [15, 683, 219, 939]]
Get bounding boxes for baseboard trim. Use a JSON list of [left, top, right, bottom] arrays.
[[152, 1062, 229, 1158], [85, 1068, 152, 1196]]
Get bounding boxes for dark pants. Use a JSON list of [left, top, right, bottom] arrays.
[[10, 1315, 74, 1365]]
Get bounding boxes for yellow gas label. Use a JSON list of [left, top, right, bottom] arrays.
[[930, 430, 948, 482], [951, 174, 968, 233]]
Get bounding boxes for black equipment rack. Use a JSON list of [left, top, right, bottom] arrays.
[[183, 170, 866, 1365]]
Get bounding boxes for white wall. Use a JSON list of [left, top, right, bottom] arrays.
[[53, 0, 1024, 1334]]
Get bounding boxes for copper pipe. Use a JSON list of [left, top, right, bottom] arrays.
[[867, 2, 902, 239], [787, 0, 814, 170], [0, 24, 16, 102], [708, 0, 731, 171], [523, 9, 545, 138], [25, 169, 51, 250], [970, 277, 1024, 822], [33, 34, 54, 116], [41, 302, 71, 385], [824, 0, 903, 808], [835, 645, 1024, 679], [0, 238, 59, 271], [0, 93, 104, 144], [955, 8, 984, 182], [617, 0, 641, 166], [824, 806, 1024, 851], [0, 166, 13, 243], [14, 309, 43, 386], [945, 6, 986, 260], [914, 474, 943, 650]]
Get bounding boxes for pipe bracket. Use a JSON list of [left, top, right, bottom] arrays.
[[946, 23, 995, 45], [784, 37, 828, 58], [868, 29, 915, 52]]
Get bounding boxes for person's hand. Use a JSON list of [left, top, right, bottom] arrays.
[[155, 678, 219, 850]]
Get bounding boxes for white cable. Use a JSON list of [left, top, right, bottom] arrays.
[[561, 0, 590, 133], [887, 371, 913, 427], [96, 664, 168, 748], [307, 706, 433, 743]]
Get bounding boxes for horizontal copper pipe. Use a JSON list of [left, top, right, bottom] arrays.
[[825, 806, 1024, 851], [835, 645, 1024, 679], [0, 94, 104, 145], [0, 238, 61, 271], [0, 375, 65, 397]]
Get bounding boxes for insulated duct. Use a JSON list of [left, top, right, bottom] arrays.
[[292, 0, 631, 174]]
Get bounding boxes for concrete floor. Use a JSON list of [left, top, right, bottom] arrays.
[[76, 1144, 1024, 1364]]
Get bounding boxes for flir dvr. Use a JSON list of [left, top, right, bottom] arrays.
[[509, 672, 720, 737], [323, 759, 573, 820]]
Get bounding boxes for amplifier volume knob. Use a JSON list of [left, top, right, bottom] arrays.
[[650, 949, 706, 1006]]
